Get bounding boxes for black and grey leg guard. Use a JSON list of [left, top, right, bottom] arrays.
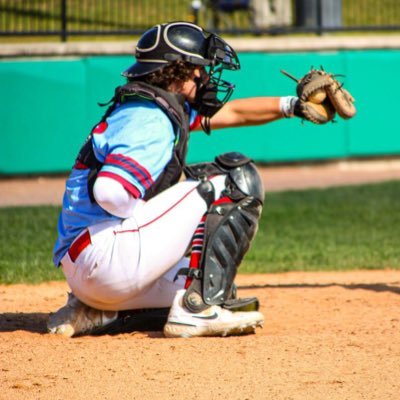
[[183, 152, 265, 313]]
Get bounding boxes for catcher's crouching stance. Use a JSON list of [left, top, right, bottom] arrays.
[[48, 152, 265, 338], [48, 21, 356, 339]]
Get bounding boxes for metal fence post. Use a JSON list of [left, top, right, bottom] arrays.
[[316, 0, 322, 35], [191, 0, 202, 25], [61, 0, 67, 42]]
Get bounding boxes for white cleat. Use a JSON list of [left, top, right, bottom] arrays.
[[163, 289, 264, 338], [47, 293, 118, 337]]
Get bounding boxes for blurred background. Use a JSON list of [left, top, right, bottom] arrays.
[[1, 0, 400, 175], [1, 1, 400, 281]]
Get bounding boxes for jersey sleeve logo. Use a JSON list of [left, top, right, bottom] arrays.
[[92, 121, 108, 134]]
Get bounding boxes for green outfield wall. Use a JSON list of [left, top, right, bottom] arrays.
[[1, 49, 399, 174]]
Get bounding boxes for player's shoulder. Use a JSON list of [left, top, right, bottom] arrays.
[[98, 99, 174, 145], [114, 99, 172, 128], [120, 98, 167, 116]]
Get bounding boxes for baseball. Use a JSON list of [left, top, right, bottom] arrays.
[[308, 88, 326, 104]]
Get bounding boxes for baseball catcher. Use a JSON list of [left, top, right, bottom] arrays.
[[47, 21, 356, 338]]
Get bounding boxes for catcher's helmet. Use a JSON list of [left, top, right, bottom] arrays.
[[122, 21, 240, 78], [123, 21, 240, 129]]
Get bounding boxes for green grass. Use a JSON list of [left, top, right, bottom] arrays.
[[243, 180, 400, 273], [0, 206, 63, 284], [0, 0, 194, 32], [343, 0, 400, 26], [1, 181, 400, 284], [0, 0, 399, 43]]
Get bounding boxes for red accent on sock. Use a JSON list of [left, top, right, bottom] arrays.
[[184, 196, 233, 289], [185, 215, 206, 289]]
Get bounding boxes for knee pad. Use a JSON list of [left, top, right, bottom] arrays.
[[215, 152, 265, 204], [185, 151, 265, 205]]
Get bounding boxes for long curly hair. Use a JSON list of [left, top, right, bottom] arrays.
[[132, 61, 198, 91]]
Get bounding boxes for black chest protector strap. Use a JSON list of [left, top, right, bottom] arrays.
[[75, 82, 190, 202]]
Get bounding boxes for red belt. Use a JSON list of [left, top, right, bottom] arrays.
[[68, 230, 91, 262]]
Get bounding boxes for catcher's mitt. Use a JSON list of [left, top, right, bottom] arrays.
[[281, 68, 356, 124]]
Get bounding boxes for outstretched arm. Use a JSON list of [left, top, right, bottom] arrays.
[[209, 96, 294, 130]]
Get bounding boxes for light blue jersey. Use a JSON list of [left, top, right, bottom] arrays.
[[53, 98, 186, 266]]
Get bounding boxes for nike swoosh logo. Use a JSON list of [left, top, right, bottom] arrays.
[[192, 312, 219, 320]]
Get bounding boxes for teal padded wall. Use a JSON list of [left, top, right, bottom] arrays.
[[1, 50, 399, 174]]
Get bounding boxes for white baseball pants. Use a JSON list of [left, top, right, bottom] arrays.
[[61, 176, 227, 311]]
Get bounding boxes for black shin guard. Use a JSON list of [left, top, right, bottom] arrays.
[[183, 196, 262, 312], [203, 197, 262, 305], [184, 153, 264, 312], [183, 152, 264, 313]]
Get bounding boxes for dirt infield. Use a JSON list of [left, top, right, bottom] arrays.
[[1, 270, 400, 400], [2, 160, 400, 399]]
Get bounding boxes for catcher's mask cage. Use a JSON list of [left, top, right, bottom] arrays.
[[122, 21, 240, 124]]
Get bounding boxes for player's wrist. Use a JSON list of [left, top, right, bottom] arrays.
[[279, 96, 298, 118]]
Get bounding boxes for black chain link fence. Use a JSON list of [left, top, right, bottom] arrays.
[[1, 0, 399, 41]]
